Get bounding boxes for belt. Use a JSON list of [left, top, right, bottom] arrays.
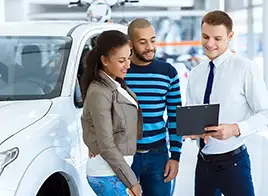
[[199, 144, 246, 162]]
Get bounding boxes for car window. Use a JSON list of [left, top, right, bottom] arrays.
[[74, 34, 99, 108], [0, 36, 72, 100]]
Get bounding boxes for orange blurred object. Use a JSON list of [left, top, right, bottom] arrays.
[[157, 41, 202, 47]]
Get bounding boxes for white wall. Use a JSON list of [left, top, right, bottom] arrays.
[[5, 0, 27, 21], [0, 0, 5, 22], [205, 0, 225, 10]]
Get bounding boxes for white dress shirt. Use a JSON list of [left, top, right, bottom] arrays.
[[86, 72, 137, 176], [186, 49, 268, 155]]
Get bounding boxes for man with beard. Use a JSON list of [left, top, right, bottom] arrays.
[[124, 18, 182, 196]]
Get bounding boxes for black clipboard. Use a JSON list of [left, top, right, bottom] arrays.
[[176, 104, 220, 136]]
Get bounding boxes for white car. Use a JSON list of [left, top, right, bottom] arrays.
[[0, 21, 127, 196]]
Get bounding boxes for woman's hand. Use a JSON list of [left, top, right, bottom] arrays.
[[88, 152, 96, 158], [128, 183, 142, 196]]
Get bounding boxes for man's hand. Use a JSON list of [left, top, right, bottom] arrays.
[[164, 160, 179, 183], [182, 135, 202, 140], [182, 134, 210, 144], [182, 124, 240, 142], [204, 123, 240, 140]]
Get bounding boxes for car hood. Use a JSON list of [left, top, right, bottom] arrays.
[[0, 100, 52, 144]]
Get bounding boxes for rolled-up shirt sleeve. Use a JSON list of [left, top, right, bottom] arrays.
[[87, 90, 138, 188]]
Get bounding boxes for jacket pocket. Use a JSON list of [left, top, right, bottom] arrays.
[[113, 128, 125, 134]]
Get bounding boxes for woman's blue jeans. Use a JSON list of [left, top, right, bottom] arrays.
[[87, 175, 129, 196]]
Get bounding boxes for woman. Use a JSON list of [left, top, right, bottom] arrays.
[[80, 30, 143, 196]]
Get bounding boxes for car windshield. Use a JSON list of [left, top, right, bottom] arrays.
[[0, 36, 72, 100]]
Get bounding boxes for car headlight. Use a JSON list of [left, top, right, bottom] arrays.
[[0, 147, 19, 176]]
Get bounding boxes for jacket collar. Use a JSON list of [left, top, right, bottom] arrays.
[[99, 70, 118, 91], [99, 69, 139, 107]]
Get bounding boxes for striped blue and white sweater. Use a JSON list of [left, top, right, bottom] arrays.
[[125, 59, 183, 161]]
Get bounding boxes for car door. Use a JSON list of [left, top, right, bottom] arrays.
[[72, 31, 102, 169]]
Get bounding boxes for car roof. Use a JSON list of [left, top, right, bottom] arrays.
[[0, 21, 126, 37]]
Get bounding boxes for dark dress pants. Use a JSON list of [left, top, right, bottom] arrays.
[[195, 148, 255, 196]]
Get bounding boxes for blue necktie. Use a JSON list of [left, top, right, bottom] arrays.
[[200, 61, 215, 149]]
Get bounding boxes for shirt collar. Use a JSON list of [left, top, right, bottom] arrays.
[[211, 49, 232, 68]]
